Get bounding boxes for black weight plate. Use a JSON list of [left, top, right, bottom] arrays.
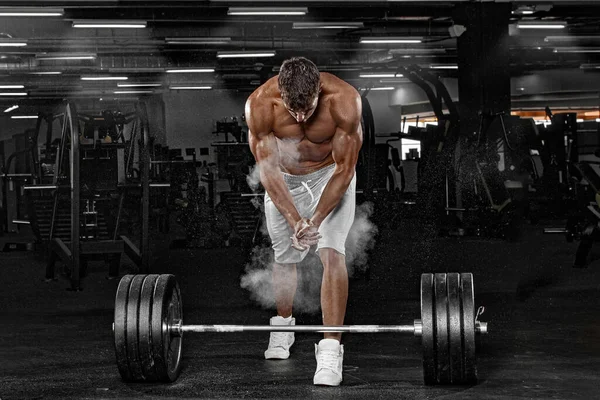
[[434, 273, 450, 384], [420, 273, 436, 385], [114, 275, 134, 381], [447, 273, 464, 384], [126, 275, 147, 381], [152, 274, 183, 382], [138, 274, 160, 381], [460, 273, 478, 384]]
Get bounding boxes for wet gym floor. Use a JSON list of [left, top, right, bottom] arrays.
[[1, 218, 599, 399]]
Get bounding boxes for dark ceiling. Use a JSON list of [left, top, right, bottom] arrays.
[[0, 1, 598, 109]]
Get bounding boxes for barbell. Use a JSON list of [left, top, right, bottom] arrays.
[[113, 272, 488, 385]]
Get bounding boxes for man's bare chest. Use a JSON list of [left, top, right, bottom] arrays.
[[272, 116, 337, 144]]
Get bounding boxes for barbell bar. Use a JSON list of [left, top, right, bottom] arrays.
[[168, 321, 487, 335], [114, 272, 488, 385]]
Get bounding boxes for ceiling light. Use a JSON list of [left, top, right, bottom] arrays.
[[0, 85, 24, 89], [217, 51, 275, 58], [580, 64, 600, 69], [165, 37, 231, 45], [0, 39, 26, 47], [360, 73, 403, 78], [117, 83, 162, 87], [360, 37, 422, 44], [4, 105, 18, 112], [81, 76, 128, 81], [596, 119, 600, 123], [369, 87, 395, 91], [553, 47, 600, 53], [293, 22, 364, 29], [169, 86, 212, 90], [227, 7, 307, 16], [36, 53, 96, 61], [72, 20, 147, 29], [165, 68, 215, 73], [516, 21, 566, 29], [0, 8, 63, 16], [114, 90, 154, 94], [430, 64, 458, 69], [0, 92, 27, 96], [29, 71, 62, 75], [11, 115, 37, 119]]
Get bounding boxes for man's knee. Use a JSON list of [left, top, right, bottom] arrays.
[[319, 247, 345, 268]]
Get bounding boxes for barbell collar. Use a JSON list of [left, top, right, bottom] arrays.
[[476, 322, 488, 335]]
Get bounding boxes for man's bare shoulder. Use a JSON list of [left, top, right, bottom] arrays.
[[245, 77, 280, 133], [321, 73, 361, 126], [247, 76, 279, 107]]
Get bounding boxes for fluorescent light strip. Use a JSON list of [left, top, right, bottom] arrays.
[[228, 7, 307, 16], [0, 92, 27, 96], [430, 64, 458, 69], [0, 8, 63, 16], [166, 68, 215, 73], [0, 42, 26, 47], [117, 83, 162, 87], [554, 47, 600, 53], [36, 53, 96, 60], [11, 115, 37, 119], [72, 20, 147, 29], [293, 22, 364, 29], [170, 86, 212, 90], [369, 87, 395, 91], [114, 90, 153, 94], [360, 37, 422, 44], [217, 51, 275, 58], [517, 22, 566, 29], [81, 76, 128, 81], [4, 105, 18, 112], [0, 85, 24, 89], [29, 71, 62, 75], [165, 37, 231, 45], [360, 73, 403, 78]]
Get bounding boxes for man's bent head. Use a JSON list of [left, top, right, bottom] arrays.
[[278, 57, 321, 123]]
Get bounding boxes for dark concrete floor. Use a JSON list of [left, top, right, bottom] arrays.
[[1, 219, 600, 399]]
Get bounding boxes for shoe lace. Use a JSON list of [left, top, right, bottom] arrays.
[[317, 349, 339, 371], [269, 332, 289, 349]]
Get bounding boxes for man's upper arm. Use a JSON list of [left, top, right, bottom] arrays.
[[331, 91, 363, 170], [246, 96, 277, 165]]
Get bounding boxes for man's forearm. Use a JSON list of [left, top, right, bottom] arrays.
[[311, 168, 355, 227], [261, 169, 301, 227]]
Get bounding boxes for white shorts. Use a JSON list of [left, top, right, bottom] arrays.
[[264, 164, 356, 264]]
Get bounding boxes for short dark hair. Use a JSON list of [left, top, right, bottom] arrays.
[[278, 57, 320, 111]]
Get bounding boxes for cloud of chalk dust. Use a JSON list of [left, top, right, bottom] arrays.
[[240, 162, 378, 314]]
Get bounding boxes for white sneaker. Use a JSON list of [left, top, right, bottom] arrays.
[[313, 339, 344, 386], [264, 316, 295, 360]]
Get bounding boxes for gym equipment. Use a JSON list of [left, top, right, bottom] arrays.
[[113, 272, 487, 385], [20, 102, 169, 290]]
